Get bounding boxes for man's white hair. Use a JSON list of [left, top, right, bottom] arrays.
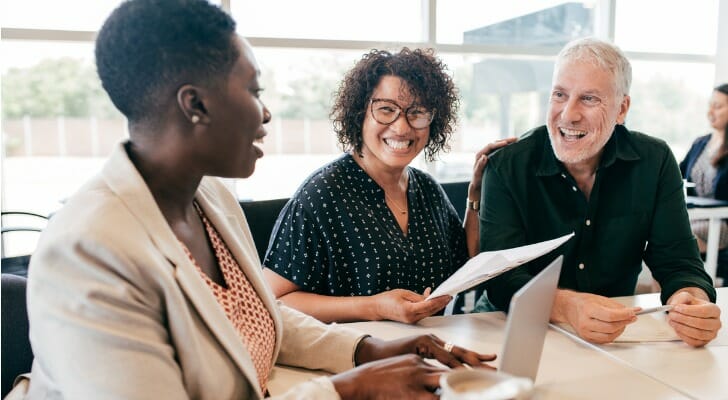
[[555, 37, 632, 96]]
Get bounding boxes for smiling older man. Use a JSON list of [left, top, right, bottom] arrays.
[[475, 37, 721, 347]]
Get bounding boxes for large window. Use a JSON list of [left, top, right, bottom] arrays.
[[614, 0, 719, 55], [437, 0, 595, 45], [1, 0, 724, 228], [231, 0, 424, 42]]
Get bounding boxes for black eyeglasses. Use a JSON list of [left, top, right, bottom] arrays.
[[369, 98, 435, 130]]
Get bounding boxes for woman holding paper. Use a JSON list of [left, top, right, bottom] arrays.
[[263, 48, 514, 323]]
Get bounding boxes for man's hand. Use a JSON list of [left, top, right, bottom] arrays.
[[554, 290, 638, 344], [371, 288, 451, 324], [666, 289, 722, 347]]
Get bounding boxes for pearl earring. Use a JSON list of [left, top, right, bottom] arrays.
[[191, 115, 200, 124]]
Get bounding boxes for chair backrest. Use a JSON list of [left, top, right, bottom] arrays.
[[239, 198, 289, 262], [439, 181, 469, 221], [1, 274, 33, 398], [1, 255, 32, 277], [238, 182, 469, 263], [438, 181, 481, 313], [2, 211, 49, 277]]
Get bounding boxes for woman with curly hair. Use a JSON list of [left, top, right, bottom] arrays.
[[264, 48, 513, 324]]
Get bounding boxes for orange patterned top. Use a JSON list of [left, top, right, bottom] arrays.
[[180, 202, 276, 394]]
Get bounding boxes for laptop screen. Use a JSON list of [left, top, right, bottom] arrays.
[[499, 255, 563, 381]]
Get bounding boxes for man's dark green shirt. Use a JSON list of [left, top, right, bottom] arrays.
[[477, 125, 716, 311]]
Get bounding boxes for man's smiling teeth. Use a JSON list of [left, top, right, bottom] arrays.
[[384, 138, 411, 150], [560, 128, 587, 141]]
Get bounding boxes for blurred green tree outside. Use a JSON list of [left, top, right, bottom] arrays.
[[2, 58, 118, 119]]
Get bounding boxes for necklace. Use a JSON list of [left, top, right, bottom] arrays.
[[384, 191, 408, 215], [358, 158, 408, 215]]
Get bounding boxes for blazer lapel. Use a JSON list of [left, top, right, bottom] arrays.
[[100, 143, 264, 398], [195, 180, 284, 356], [175, 260, 263, 398]]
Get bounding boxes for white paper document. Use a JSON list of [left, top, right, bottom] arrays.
[[555, 313, 680, 343], [616, 314, 680, 342], [426, 232, 574, 300]]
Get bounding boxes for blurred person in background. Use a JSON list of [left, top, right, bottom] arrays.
[[680, 84, 728, 259]]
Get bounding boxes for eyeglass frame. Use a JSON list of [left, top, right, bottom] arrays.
[[368, 98, 436, 130]]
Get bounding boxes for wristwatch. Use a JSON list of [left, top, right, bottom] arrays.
[[466, 199, 480, 212]]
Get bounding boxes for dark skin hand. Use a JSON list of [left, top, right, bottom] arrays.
[[331, 354, 443, 400], [331, 334, 497, 399]]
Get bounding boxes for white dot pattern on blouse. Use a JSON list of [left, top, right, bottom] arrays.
[[264, 154, 468, 297], [181, 202, 275, 394]]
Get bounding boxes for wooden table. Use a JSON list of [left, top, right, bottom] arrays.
[[268, 288, 727, 399]]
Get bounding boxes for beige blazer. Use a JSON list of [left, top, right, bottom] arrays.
[[23, 143, 363, 400]]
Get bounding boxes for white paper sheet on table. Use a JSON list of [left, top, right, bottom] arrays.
[[556, 313, 680, 342], [616, 314, 680, 342], [426, 232, 574, 300]]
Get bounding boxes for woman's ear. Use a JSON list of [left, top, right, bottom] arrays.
[[177, 84, 209, 125]]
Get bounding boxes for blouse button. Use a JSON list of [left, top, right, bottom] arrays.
[[578, 263, 585, 270]]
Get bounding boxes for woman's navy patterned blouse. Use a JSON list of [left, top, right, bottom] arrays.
[[264, 153, 468, 297]]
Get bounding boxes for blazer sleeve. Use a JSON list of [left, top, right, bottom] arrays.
[[713, 163, 728, 200], [679, 152, 688, 177], [276, 304, 365, 373], [267, 305, 367, 400], [27, 234, 192, 400]]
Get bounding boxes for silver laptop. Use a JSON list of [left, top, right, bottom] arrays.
[[499, 255, 563, 382]]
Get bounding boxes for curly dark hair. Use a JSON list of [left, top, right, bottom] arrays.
[[330, 48, 459, 161], [95, 0, 238, 123]]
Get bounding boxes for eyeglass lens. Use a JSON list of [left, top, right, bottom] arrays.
[[370, 99, 433, 129]]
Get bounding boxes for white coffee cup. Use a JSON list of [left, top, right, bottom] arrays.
[[440, 369, 533, 400]]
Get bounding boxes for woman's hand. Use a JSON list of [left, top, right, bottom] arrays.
[[468, 138, 517, 203], [355, 334, 496, 370], [371, 288, 451, 324], [331, 354, 444, 400], [335, 335, 497, 399]]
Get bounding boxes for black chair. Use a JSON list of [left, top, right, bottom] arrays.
[[1, 274, 33, 398], [716, 248, 728, 284], [440, 181, 469, 221], [239, 198, 289, 262], [1, 211, 49, 277], [439, 181, 491, 313]]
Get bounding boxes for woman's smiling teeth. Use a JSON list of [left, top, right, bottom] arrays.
[[560, 128, 588, 141], [384, 138, 412, 150]]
